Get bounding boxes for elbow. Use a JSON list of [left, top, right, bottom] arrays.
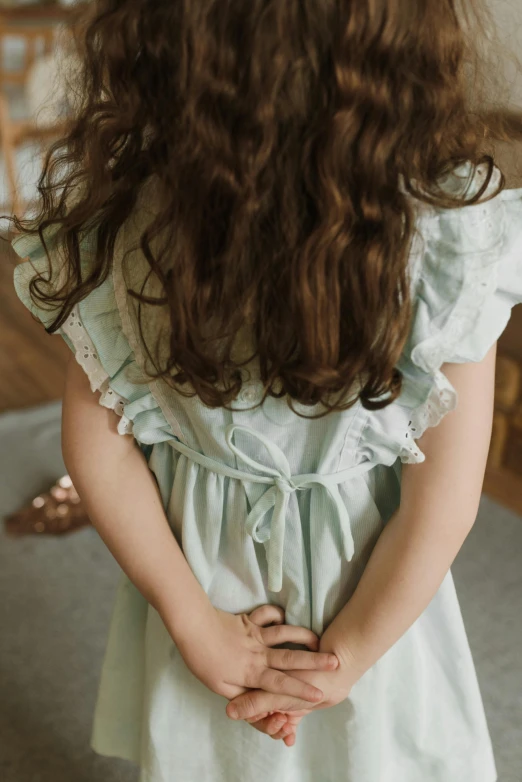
[[61, 411, 80, 484]]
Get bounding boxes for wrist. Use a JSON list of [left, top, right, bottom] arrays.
[[319, 623, 368, 682], [156, 587, 215, 648]]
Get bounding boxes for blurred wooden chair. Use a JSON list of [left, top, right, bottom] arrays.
[[0, 21, 71, 217]]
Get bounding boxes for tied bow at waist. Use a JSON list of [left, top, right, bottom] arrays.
[[168, 423, 376, 593]]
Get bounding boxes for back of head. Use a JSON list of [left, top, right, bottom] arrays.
[[12, 0, 522, 418]]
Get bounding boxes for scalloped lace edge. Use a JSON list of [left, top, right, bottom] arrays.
[[399, 370, 457, 464], [61, 304, 133, 436], [400, 193, 506, 463]]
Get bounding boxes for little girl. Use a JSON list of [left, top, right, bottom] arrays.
[[10, 1, 522, 780]]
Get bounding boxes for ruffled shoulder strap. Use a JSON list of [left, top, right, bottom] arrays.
[[359, 163, 522, 466], [11, 220, 183, 446], [408, 163, 510, 369], [405, 162, 522, 438]]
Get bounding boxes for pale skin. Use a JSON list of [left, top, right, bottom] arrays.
[[61, 341, 497, 746]]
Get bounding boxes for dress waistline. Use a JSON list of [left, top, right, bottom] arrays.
[[168, 423, 377, 593]]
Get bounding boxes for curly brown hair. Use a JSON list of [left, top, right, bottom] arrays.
[[8, 0, 522, 419]]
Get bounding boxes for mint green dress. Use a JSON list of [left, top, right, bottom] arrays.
[[12, 163, 522, 782]]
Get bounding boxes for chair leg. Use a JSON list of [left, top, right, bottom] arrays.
[[0, 92, 20, 217]]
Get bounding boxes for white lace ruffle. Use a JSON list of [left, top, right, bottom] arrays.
[[412, 203, 504, 376], [399, 370, 457, 464], [61, 305, 133, 436], [398, 182, 506, 464]]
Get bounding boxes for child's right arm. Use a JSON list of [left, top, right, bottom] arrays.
[[319, 341, 497, 670], [61, 354, 338, 707]]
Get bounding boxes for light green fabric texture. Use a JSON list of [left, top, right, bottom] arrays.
[[12, 163, 522, 782]]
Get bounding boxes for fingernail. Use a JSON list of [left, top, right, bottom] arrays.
[[228, 707, 239, 720]]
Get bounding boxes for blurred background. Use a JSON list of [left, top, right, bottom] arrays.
[[0, 1, 521, 781]]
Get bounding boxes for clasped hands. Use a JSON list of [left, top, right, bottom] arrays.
[[174, 602, 362, 747]]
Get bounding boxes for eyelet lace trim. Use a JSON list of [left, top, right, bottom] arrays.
[[61, 305, 133, 436], [399, 370, 457, 464], [399, 182, 506, 464]]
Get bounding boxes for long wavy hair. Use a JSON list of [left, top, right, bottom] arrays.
[[8, 0, 522, 418]]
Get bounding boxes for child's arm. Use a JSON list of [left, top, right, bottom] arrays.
[[320, 341, 497, 670], [61, 354, 217, 639], [61, 354, 337, 704], [226, 341, 497, 727]]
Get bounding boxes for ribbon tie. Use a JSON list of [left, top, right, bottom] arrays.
[[168, 423, 376, 593]]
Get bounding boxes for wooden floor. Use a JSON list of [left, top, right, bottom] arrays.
[[1, 235, 71, 410], [2, 230, 522, 516]]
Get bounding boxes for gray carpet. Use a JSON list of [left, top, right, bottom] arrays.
[[0, 401, 521, 782], [0, 401, 139, 782]]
